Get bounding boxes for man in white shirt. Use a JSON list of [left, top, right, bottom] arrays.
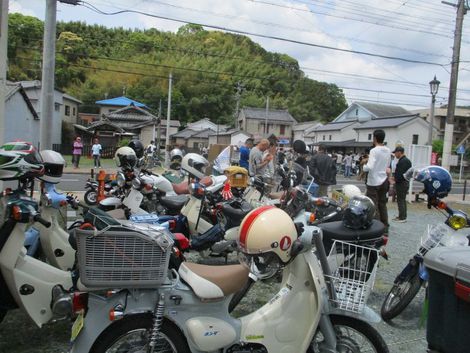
[[363, 129, 391, 228]]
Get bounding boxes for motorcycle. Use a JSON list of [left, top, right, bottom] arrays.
[[380, 197, 470, 321], [84, 177, 117, 206], [69, 211, 389, 353]]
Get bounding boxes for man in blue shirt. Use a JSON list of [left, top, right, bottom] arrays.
[[239, 138, 253, 170]]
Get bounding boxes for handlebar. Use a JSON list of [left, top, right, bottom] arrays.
[[33, 214, 51, 228]]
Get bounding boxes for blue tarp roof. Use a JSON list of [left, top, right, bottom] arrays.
[[95, 96, 147, 108]]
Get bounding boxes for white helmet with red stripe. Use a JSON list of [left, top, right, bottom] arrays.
[[239, 206, 297, 264]]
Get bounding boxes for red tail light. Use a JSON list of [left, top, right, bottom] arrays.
[[437, 201, 447, 209], [168, 219, 176, 231], [174, 233, 190, 250], [382, 235, 389, 246], [72, 292, 89, 315]]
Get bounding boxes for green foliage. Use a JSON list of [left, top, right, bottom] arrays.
[[432, 139, 444, 154], [7, 13, 348, 125], [118, 138, 131, 147]]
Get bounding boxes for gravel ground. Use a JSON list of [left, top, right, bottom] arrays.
[[2, 201, 469, 353]]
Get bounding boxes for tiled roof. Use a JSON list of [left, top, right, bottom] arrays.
[[241, 107, 297, 123], [313, 122, 355, 132], [172, 129, 198, 138], [293, 121, 321, 131], [192, 129, 213, 138], [356, 102, 411, 118], [63, 93, 82, 104], [86, 119, 125, 133], [96, 96, 147, 108], [104, 105, 156, 122], [353, 115, 418, 130]]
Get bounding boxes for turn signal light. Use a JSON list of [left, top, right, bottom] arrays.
[[109, 305, 124, 321], [72, 292, 89, 315], [437, 201, 447, 209], [309, 213, 316, 223], [315, 198, 325, 206], [11, 205, 22, 221]]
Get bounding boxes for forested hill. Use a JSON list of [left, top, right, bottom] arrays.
[[7, 13, 347, 125]]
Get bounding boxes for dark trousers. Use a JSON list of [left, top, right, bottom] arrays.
[[396, 182, 409, 220], [366, 179, 389, 227], [93, 155, 101, 167], [72, 154, 81, 168]]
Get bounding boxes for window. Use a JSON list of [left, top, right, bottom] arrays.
[[54, 103, 60, 112], [329, 135, 332, 141], [412, 134, 419, 144], [72, 107, 76, 116], [65, 105, 70, 116], [368, 133, 372, 141], [280, 124, 286, 134], [323, 135, 325, 141], [355, 109, 359, 116]]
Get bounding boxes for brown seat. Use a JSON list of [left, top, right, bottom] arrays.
[[269, 191, 285, 200], [179, 262, 249, 299], [172, 181, 190, 195]]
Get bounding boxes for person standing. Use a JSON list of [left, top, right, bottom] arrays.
[[91, 138, 102, 169], [308, 145, 336, 197], [239, 138, 253, 171], [343, 153, 353, 178], [392, 146, 412, 222], [72, 136, 83, 169], [363, 129, 391, 228], [249, 139, 271, 177]]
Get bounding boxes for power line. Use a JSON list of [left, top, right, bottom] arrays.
[[80, 1, 447, 67]]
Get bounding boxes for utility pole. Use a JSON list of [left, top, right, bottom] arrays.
[[39, 0, 57, 150], [156, 99, 162, 158], [442, 0, 467, 170], [0, 0, 8, 147], [264, 96, 269, 137], [164, 73, 172, 166], [234, 82, 243, 129]]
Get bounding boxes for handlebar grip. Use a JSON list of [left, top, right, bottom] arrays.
[[34, 215, 51, 228]]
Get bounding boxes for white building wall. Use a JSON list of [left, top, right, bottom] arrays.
[[231, 132, 250, 146], [5, 92, 40, 147]]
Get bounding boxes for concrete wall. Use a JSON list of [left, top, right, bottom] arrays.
[[5, 91, 40, 147], [62, 99, 79, 124]]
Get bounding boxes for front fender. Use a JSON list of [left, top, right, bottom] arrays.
[[328, 305, 381, 324], [70, 291, 158, 353]]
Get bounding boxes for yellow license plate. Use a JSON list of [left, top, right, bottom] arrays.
[[70, 312, 84, 343]]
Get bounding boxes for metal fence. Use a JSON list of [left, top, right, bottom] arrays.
[[52, 144, 116, 158]]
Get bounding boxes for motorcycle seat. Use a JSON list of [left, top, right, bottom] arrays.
[[160, 195, 189, 211], [172, 181, 190, 195], [269, 191, 284, 200], [319, 219, 385, 244], [222, 201, 252, 224], [179, 262, 249, 300]]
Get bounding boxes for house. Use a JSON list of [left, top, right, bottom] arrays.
[[4, 82, 40, 147], [293, 121, 323, 144], [170, 118, 229, 149], [134, 119, 180, 148], [310, 102, 431, 153], [62, 94, 82, 124], [412, 107, 470, 144], [238, 107, 296, 143], [208, 129, 252, 147], [95, 96, 148, 115], [186, 118, 219, 131], [77, 112, 99, 126]]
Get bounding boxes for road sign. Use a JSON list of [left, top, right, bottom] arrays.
[[456, 145, 466, 154]]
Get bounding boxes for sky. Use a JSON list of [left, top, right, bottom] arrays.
[[9, 0, 470, 111]]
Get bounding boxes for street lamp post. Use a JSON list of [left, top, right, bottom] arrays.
[[428, 75, 440, 146]]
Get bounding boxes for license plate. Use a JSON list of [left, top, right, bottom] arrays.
[[70, 312, 84, 343]]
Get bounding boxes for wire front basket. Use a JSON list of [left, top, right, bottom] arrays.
[[326, 240, 379, 314]]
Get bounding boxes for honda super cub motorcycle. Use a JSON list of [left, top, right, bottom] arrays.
[[380, 166, 470, 321], [69, 206, 389, 353]]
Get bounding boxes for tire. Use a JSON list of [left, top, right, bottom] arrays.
[[90, 314, 190, 353], [308, 315, 389, 353], [84, 189, 98, 206], [381, 272, 423, 321], [0, 310, 6, 324]]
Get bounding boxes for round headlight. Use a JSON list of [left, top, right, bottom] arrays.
[[132, 177, 142, 190], [448, 213, 468, 230], [116, 172, 126, 187]]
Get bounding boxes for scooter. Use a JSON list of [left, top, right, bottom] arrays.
[[380, 197, 470, 321], [84, 178, 117, 206], [69, 213, 389, 353]]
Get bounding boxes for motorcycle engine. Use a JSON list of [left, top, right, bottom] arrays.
[[227, 343, 267, 353]]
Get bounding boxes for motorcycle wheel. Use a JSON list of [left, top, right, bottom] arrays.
[[84, 190, 98, 206], [381, 271, 423, 321], [308, 315, 389, 353], [90, 314, 190, 353]]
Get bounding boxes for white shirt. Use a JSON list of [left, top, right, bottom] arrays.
[[91, 144, 102, 156], [363, 145, 391, 186]]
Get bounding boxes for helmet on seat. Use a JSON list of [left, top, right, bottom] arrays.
[[342, 184, 362, 199], [128, 140, 144, 159], [342, 195, 375, 230], [239, 206, 297, 264], [181, 153, 209, 179], [405, 166, 452, 199], [39, 150, 65, 184], [0, 141, 44, 180], [114, 146, 137, 170]]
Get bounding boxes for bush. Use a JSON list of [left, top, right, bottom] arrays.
[[118, 138, 130, 147]]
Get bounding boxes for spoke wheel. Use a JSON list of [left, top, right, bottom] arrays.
[[84, 190, 98, 205], [308, 315, 389, 353]]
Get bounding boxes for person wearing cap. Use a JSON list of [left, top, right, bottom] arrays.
[[392, 146, 412, 222], [72, 136, 83, 169]]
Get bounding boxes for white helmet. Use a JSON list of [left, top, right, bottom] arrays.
[[342, 184, 362, 199], [39, 150, 65, 184], [181, 153, 209, 179], [239, 206, 297, 264], [114, 146, 137, 169]]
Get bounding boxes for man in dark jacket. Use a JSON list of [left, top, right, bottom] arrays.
[[392, 146, 412, 222], [309, 145, 336, 196]]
